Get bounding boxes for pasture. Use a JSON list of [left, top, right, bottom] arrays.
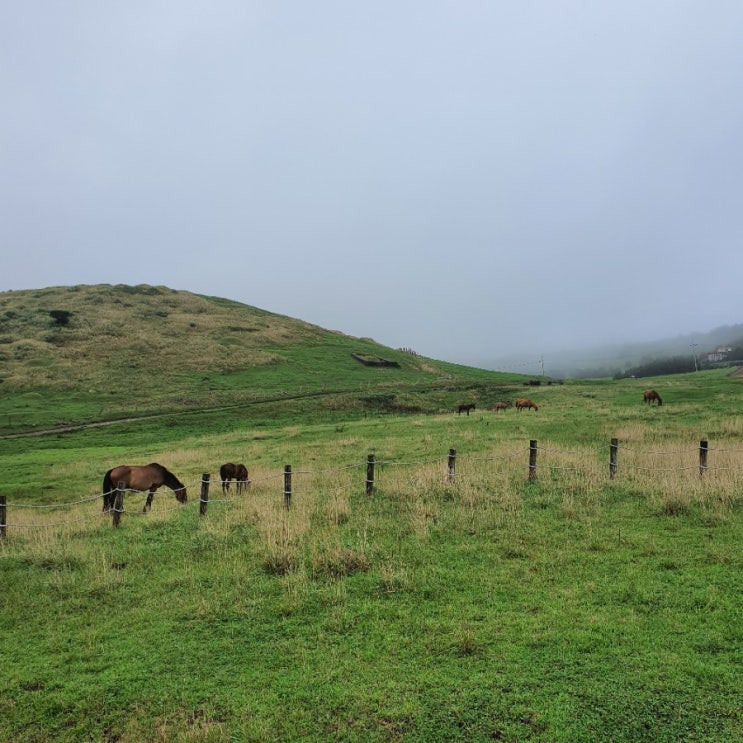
[[1, 369, 742, 741]]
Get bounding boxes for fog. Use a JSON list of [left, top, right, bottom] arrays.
[[3, 2, 743, 364]]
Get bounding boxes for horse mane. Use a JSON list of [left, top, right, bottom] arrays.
[[149, 462, 185, 490]]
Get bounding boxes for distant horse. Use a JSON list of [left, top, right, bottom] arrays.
[[220, 462, 249, 494], [493, 401, 512, 412], [457, 403, 476, 415], [643, 389, 663, 406], [515, 398, 539, 411], [102, 463, 187, 513]]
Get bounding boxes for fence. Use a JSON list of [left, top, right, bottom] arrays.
[[0, 438, 739, 537]]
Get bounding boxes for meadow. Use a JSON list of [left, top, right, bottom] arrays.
[[2, 366, 742, 742]]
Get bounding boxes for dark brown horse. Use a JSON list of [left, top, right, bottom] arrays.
[[457, 403, 476, 415], [102, 463, 187, 513], [643, 389, 663, 406], [493, 401, 512, 412], [220, 462, 249, 494], [515, 398, 539, 411]]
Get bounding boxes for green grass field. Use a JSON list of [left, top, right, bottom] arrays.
[[1, 286, 742, 741]]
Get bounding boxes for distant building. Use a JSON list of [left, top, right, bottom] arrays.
[[702, 347, 732, 363]]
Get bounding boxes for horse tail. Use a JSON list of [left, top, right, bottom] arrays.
[[102, 469, 114, 511]]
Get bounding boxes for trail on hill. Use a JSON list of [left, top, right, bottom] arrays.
[[0, 382, 472, 439], [0, 389, 335, 439]]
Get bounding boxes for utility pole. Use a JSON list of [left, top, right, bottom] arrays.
[[690, 343, 699, 372]]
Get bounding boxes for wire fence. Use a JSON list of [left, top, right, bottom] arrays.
[[2, 438, 743, 537]]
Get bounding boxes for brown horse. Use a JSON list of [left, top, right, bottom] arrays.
[[493, 401, 512, 412], [220, 462, 249, 494], [102, 463, 187, 513], [457, 403, 476, 415], [515, 398, 539, 411], [643, 389, 663, 406]]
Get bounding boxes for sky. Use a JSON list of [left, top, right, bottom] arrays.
[[3, 2, 743, 367]]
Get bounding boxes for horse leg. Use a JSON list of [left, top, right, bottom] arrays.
[[144, 490, 154, 513]]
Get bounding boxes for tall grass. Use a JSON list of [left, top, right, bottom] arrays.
[[2, 423, 742, 740]]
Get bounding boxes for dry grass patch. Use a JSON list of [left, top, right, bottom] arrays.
[[378, 561, 410, 594], [310, 543, 370, 578]]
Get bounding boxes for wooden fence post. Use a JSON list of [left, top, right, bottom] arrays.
[[112, 482, 125, 527], [0, 495, 6, 540], [609, 438, 618, 480], [528, 440, 538, 481], [366, 454, 375, 495], [699, 440, 708, 478], [284, 465, 292, 509], [200, 473, 210, 516], [447, 448, 456, 483]]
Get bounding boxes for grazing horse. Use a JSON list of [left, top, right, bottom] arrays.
[[493, 401, 512, 412], [220, 462, 250, 494], [643, 389, 663, 406], [457, 403, 476, 415], [515, 398, 539, 412], [102, 463, 187, 513]]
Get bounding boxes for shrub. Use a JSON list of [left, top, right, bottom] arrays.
[[49, 310, 72, 326]]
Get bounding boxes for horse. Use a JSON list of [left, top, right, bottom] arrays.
[[643, 389, 663, 406], [515, 398, 539, 411], [102, 463, 187, 513], [220, 462, 249, 494], [493, 401, 512, 412], [457, 403, 476, 415]]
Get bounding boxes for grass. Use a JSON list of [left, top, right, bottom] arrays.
[[1, 285, 742, 740], [2, 460, 741, 741]]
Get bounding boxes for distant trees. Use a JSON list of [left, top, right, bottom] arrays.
[[615, 355, 698, 379]]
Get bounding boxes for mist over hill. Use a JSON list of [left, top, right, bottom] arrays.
[[473, 324, 743, 379]]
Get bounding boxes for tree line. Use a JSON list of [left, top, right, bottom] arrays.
[[613, 342, 743, 380]]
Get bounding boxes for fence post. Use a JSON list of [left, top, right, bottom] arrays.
[[609, 438, 618, 480], [365, 454, 376, 495], [112, 482, 125, 527], [200, 473, 210, 516], [528, 440, 538, 481], [699, 440, 708, 478], [284, 465, 292, 509], [0, 495, 6, 540], [448, 448, 456, 483]]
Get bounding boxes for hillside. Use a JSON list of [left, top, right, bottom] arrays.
[[0, 284, 525, 434], [0, 284, 347, 389]]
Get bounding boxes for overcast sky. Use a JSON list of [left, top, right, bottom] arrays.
[[3, 2, 743, 366]]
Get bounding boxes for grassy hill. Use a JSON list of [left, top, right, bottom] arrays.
[[0, 284, 526, 434], [2, 285, 742, 741]]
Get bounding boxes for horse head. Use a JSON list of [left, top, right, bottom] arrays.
[[175, 486, 187, 504]]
